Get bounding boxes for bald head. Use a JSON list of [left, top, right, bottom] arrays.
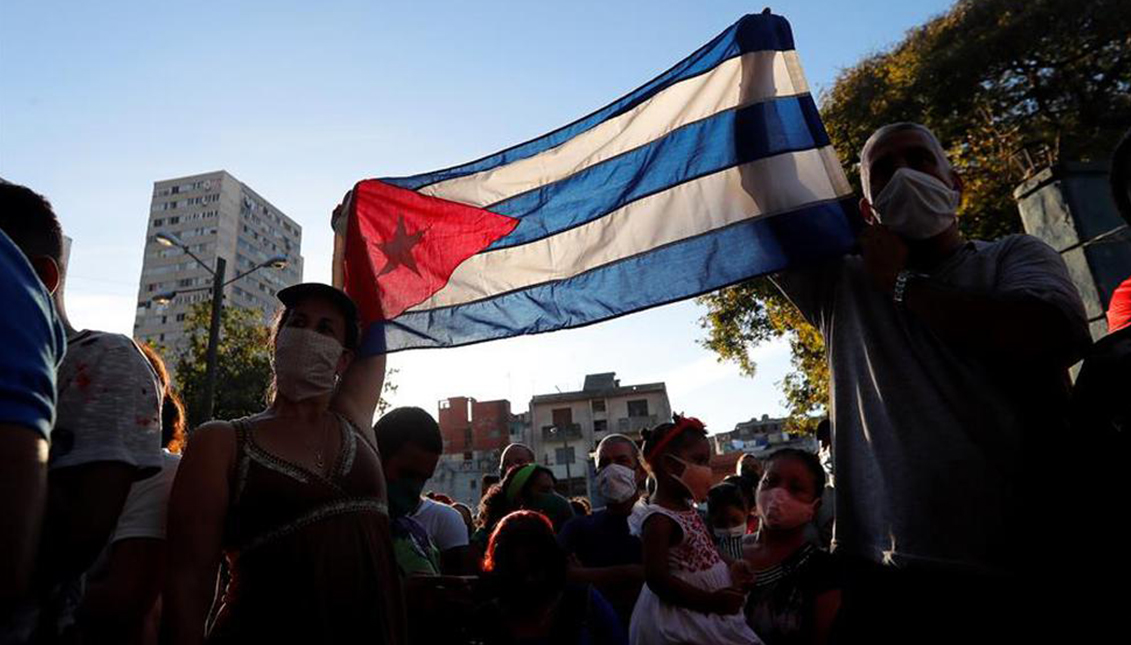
[[499, 443, 535, 477], [595, 434, 642, 470], [859, 123, 954, 202]]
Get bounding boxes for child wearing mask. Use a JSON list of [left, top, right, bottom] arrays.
[[628, 415, 763, 645], [743, 449, 841, 645], [708, 482, 750, 562]]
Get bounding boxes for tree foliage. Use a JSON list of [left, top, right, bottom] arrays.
[[173, 302, 274, 429], [699, 0, 1131, 427]]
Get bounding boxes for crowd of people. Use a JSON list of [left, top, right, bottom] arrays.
[[2, 121, 1127, 645]]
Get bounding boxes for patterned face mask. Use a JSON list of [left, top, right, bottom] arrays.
[[596, 463, 638, 504], [273, 327, 343, 401]]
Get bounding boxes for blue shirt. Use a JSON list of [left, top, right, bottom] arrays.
[[0, 230, 66, 440], [560, 509, 642, 568], [559, 509, 643, 632]]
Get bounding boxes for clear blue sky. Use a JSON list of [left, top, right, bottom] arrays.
[[0, 0, 954, 432]]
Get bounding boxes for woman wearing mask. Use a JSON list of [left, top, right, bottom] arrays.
[[743, 449, 841, 645], [164, 284, 405, 644], [473, 464, 573, 552]]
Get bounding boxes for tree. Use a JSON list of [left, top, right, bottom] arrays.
[[173, 303, 273, 429], [169, 302, 399, 429], [699, 0, 1131, 428]]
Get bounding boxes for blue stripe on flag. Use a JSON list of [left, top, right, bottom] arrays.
[[362, 196, 859, 353], [380, 14, 796, 191], [487, 94, 828, 250]]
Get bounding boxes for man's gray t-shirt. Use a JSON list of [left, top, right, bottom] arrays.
[[774, 234, 1087, 574]]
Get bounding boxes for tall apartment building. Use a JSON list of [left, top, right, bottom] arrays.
[[133, 171, 303, 352]]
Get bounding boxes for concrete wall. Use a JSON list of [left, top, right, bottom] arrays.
[[1015, 162, 1131, 340]]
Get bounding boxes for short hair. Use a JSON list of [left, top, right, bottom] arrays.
[[482, 510, 564, 583], [0, 183, 64, 263], [374, 406, 442, 458], [708, 482, 748, 513], [859, 122, 952, 202], [722, 474, 755, 508], [764, 448, 826, 497], [594, 433, 642, 466]]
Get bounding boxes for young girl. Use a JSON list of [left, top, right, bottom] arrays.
[[628, 415, 763, 644], [708, 482, 751, 562], [743, 449, 841, 645]]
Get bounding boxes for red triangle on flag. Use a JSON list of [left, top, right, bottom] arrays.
[[343, 180, 518, 323]]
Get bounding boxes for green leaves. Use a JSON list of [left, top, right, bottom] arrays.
[[174, 302, 273, 429]]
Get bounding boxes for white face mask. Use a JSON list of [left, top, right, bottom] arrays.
[[596, 463, 638, 505], [273, 327, 343, 401], [871, 167, 960, 240]]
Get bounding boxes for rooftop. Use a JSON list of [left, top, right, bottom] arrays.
[[531, 372, 666, 405]]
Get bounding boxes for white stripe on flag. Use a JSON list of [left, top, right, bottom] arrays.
[[419, 50, 810, 208], [408, 146, 852, 312]]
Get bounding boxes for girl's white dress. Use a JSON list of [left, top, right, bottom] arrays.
[[628, 503, 763, 644]]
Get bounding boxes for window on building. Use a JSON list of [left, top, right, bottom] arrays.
[[627, 399, 649, 418], [176, 313, 186, 322], [463, 428, 473, 446], [153, 218, 164, 227], [591, 399, 606, 413], [470, 480, 477, 489], [161, 315, 167, 324], [552, 408, 573, 427], [463, 451, 473, 461], [594, 419, 608, 434], [555, 446, 576, 465], [440, 399, 451, 410], [168, 216, 180, 224]]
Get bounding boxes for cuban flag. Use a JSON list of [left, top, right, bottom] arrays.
[[335, 12, 858, 355]]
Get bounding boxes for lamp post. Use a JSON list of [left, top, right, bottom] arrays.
[[153, 232, 287, 420], [551, 425, 573, 496]]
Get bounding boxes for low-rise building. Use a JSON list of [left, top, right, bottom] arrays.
[[429, 397, 530, 509], [529, 372, 671, 498]]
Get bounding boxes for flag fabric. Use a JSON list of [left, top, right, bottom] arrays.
[[339, 12, 859, 355]]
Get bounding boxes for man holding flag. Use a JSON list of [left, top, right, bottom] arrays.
[[773, 122, 1087, 643]]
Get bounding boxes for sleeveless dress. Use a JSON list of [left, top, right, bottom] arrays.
[[206, 415, 407, 644], [627, 504, 762, 645]]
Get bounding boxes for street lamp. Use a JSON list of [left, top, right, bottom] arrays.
[[150, 232, 288, 420], [550, 425, 573, 496]]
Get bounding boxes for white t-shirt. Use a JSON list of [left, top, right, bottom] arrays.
[[112, 449, 182, 543], [410, 497, 470, 552], [52, 330, 163, 475]]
